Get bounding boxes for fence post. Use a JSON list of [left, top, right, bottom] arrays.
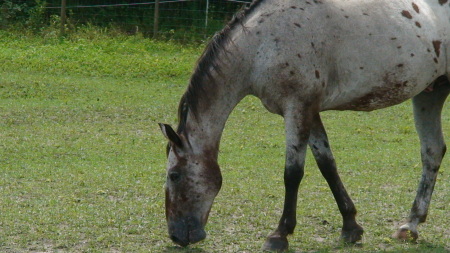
[[205, 0, 209, 29], [153, 0, 160, 38], [60, 0, 67, 37]]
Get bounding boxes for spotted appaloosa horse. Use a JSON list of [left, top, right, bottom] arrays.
[[159, 0, 449, 251]]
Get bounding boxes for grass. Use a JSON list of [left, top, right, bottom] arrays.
[[0, 30, 449, 252]]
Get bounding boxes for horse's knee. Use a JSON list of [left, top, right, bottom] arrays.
[[421, 144, 446, 170], [284, 164, 304, 188]]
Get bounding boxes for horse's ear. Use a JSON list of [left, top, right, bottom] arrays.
[[159, 123, 183, 148]]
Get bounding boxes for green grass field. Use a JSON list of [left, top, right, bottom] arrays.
[[0, 30, 449, 252]]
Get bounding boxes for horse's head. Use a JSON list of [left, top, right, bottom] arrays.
[[159, 123, 222, 247]]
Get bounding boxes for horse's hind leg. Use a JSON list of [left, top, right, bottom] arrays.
[[308, 114, 364, 243], [393, 77, 450, 241]]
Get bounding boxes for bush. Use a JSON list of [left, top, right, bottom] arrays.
[[0, 1, 30, 28]]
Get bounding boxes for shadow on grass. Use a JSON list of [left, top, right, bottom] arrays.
[[162, 246, 208, 253], [327, 240, 450, 253], [282, 239, 450, 253]]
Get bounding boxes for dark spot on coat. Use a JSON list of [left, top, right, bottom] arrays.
[[401, 10, 413, 19], [291, 6, 297, 9], [344, 15, 349, 18], [359, 66, 364, 70], [412, 3, 420, 13], [434, 58, 438, 63], [315, 70, 320, 79], [306, 1, 312, 4], [439, 0, 448, 5], [294, 23, 301, 28], [363, 12, 369, 16], [290, 70, 295, 76], [411, 53, 415, 57], [297, 54, 302, 59], [397, 64, 404, 68], [258, 18, 265, 24], [397, 46, 402, 49], [415, 21, 421, 28], [391, 37, 397, 40], [396, 81, 409, 88], [432, 40, 442, 57]]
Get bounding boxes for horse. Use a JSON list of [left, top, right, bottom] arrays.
[[159, 0, 450, 251]]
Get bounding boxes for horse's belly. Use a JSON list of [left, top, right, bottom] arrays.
[[323, 87, 416, 111], [320, 73, 434, 111]]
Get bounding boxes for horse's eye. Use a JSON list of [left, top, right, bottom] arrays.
[[169, 171, 181, 183]]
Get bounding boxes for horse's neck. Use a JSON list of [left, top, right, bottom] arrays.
[[181, 16, 258, 157], [183, 69, 249, 158]]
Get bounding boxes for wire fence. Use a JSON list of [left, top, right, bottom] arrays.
[[1, 0, 253, 40]]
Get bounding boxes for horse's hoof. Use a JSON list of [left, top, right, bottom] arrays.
[[341, 226, 364, 243], [392, 227, 418, 242], [262, 235, 289, 252]]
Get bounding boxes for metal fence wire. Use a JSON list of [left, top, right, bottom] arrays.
[[1, 0, 253, 40]]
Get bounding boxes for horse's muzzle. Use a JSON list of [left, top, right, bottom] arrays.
[[168, 216, 206, 247]]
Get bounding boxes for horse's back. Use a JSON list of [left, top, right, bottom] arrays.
[[241, 0, 449, 112]]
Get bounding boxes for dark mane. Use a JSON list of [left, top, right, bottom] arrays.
[[176, 0, 265, 133]]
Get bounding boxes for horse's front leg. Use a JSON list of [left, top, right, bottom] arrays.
[[263, 108, 312, 252], [393, 79, 450, 241], [308, 114, 364, 243]]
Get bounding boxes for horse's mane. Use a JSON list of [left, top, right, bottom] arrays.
[[176, 0, 265, 133]]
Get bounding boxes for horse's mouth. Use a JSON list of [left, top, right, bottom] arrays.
[[170, 234, 190, 247], [170, 228, 206, 247], [168, 217, 207, 247]]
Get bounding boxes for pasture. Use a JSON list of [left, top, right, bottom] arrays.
[[0, 30, 449, 252]]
